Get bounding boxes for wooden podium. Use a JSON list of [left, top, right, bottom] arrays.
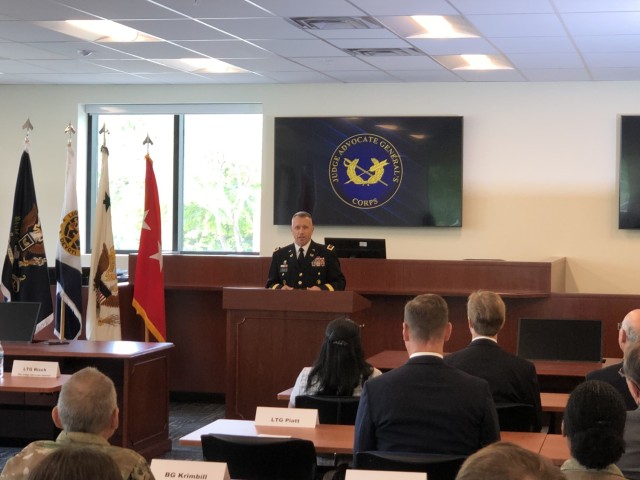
[[223, 287, 371, 419]]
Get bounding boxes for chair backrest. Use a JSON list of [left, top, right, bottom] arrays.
[[295, 395, 360, 425], [201, 433, 317, 480], [495, 403, 537, 432], [354, 451, 467, 480]]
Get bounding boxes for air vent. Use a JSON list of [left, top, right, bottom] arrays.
[[345, 47, 424, 57], [288, 16, 383, 30]]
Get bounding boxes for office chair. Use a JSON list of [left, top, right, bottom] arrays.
[[295, 395, 361, 425], [201, 433, 317, 480], [495, 402, 537, 432], [354, 451, 467, 480]]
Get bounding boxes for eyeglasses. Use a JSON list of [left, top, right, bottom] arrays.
[[619, 367, 626, 378], [620, 367, 640, 390]]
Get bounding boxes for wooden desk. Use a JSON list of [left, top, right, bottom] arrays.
[[179, 419, 570, 465], [0, 373, 70, 392], [179, 419, 354, 454], [0, 373, 71, 442], [277, 389, 569, 415], [366, 350, 620, 392], [3, 340, 174, 459], [539, 434, 569, 466]]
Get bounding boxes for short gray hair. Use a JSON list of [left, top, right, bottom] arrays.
[[57, 367, 117, 434]]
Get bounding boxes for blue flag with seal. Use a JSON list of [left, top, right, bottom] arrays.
[[1, 148, 54, 333], [55, 142, 82, 340]]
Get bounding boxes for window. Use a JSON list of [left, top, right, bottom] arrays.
[[86, 104, 262, 254]]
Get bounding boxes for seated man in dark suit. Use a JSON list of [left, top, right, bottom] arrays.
[[354, 294, 500, 455], [604, 342, 640, 479], [586, 309, 640, 410], [444, 290, 543, 431]]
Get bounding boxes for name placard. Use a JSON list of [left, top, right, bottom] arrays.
[[11, 360, 60, 378], [346, 470, 427, 480], [150, 459, 230, 480], [254, 406, 318, 428]]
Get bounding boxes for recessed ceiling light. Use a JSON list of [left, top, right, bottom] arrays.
[[379, 15, 479, 39], [434, 54, 513, 71], [37, 20, 160, 43]]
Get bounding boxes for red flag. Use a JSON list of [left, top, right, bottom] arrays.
[[132, 154, 166, 341]]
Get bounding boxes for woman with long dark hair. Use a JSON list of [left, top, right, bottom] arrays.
[[288, 317, 381, 407]]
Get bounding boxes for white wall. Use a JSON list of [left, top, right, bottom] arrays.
[[0, 81, 639, 295]]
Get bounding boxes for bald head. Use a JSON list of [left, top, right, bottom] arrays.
[[619, 309, 640, 354]]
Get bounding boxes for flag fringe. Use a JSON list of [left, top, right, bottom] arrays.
[[132, 298, 166, 342]]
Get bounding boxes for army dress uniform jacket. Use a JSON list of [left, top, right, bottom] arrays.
[[265, 241, 346, 291]]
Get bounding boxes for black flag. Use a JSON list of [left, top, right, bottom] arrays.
[[1, 150, 54, 332]]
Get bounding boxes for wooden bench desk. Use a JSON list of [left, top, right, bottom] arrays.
[[179, 419, 570, 465]]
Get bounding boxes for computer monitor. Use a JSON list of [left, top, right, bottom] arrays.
[[323, 238, 387, 259], [0, 302, 41, 342], [516, 318, 602, 362]]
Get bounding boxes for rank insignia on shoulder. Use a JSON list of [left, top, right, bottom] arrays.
[[273, 246, 281, 252], [327, 244, 334, 251]]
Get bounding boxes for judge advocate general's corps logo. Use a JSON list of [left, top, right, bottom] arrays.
[[329, 133, 403, 209]]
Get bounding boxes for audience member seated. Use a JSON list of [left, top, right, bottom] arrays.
[[0, 367, 155, 480], [354, 294, 500, 455], [289, 317, 381, 407], [615, 342, 640, 479], [26, 447, 122, 480], [561, 380, 626, 479], [455, 441, 564, 480], [445, 290, 543, 431], [586, 308, 640, 410]]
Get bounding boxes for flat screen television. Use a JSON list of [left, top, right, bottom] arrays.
[[274, 116, 463, 227], [516, 318, 602, 362], [324, 237, 386, 258], [620, 115, 640, 228]]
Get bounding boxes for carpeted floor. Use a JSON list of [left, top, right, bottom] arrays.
[[0, 400, 225, 469]]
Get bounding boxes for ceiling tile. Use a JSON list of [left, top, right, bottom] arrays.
[[507, 52, 585, 69], [327, 70, 402, 82], [520, 67, 591, 81], [590, 67, 640, 80], [258, 70, 338, 83], [175, 40, 274, 59], [350, 0, 457, 16], [102, 41, 199, 59], [451, 69, 527, 81], [583, 52, 640, 68], [294, 56, 379, 71], [56, 0, 180, 20], [449, 0, 554, 14], [249, 0, 366, 17], [152, 0, 273, 19], [119, 19, 235, 41], [252, 39, 349, 57], [554, 0, 640, 13], [562, 12, 640, 36], [407, 38, 499, 55], [391, 69, 462, 81], [490, 36, 576, 53], [573, 35, 640, 53], [201, 18, 313, 40], [467, 14, 567, 37]]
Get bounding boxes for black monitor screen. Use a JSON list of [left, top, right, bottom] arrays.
[[517, 318, 602, 362], [324, 238, 386, 259], [274, 116, 463, 227]]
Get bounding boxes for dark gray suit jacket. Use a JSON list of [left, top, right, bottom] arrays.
[[444, 338, 543, 431], [586, 362, 637, 410], [617, 407, 640, 479], [354, 355, 500, 455]]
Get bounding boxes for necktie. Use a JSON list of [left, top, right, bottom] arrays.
[[298, 247, 304, 264]]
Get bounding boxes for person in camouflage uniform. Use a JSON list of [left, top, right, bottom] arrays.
[[0, 367, 154, 480]]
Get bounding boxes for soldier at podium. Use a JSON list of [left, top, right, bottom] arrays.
[[266, 211, 346, 291]]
